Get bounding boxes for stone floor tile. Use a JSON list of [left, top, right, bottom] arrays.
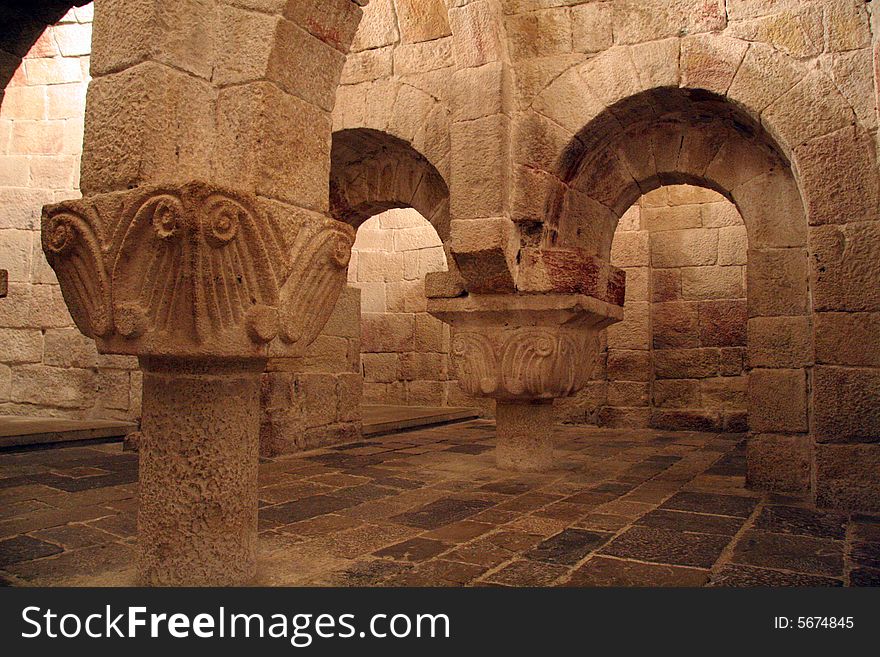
[[259, 480, 335, 504], [373, 537, 450, 562], [260, 494, 358, 525], [0, 535, 63, 566], [601, 526, 731, 568], [88, 512, 137, 538], [389, 559, 487, 586], [445, 538, 517, 568], [636, 509, 745, 536], [565, 556, 709, 587], [422, 520, 494, 543], [479, 481, 536, 496], [852, 518, 880, 543], [6, 542, 135, 585], [485, 530, 544, 553], [277, 513, 361, 537], [560, 491, 612, 508], [850, 542, 880, 570], [391, 497, 494, 529], [731, 530, 843, 577], [849, 568, 880, 587], [532, 501, 591, 522], [314, 559, 414, 587], [526, 529, 613, 566], [576, 513, 632, 532], [481, 559, 569, 587], [324, 523, 419, 560], [709, 565, 843, 587], [754, 505, 847, 540], [660, 491, 758, 518], [495, 492, 562, 512], [30, 523, 116, 550]]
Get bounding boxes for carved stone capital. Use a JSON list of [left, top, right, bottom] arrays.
[[428, 294, 623, 402], [42, 182, 354, 359]]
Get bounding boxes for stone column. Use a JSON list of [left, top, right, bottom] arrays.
[[139, 357, 263, 586], [495, 401, 555, 472], [42, 182, 355, 585], [429, 289, 623, 471]]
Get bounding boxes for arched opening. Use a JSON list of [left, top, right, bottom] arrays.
[[348, 208, 453, 407], [561, 184, 748, 433], [549, 87, 812, 494], [331, 129, 484, 419], [330, 127, 451, 242], [0, 1, 86, 92], [260, 127, 479, 456]]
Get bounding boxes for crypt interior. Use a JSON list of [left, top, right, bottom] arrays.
[[0, 0, 879, 587]]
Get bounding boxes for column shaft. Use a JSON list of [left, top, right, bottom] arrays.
[[495, 401, 555, 472], [137, 357, 265, 586]]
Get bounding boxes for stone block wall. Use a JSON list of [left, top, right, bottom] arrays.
[[559, 185, 749, 432], [349, 208, 463, 406], [260, 286, 363, 456], [0, 4, 142, 421]]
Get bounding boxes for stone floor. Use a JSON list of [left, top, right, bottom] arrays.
[[0, 420, 878, 587]]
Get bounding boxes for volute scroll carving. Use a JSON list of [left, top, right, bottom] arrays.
[[42, 182, 355, 359], [42, 210, 113, 339], [430, 293, 622, 403], [448, 325, 600, 401]]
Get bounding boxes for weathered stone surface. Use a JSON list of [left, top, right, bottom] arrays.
[[652, 302, 699, 349], [606, 301, 649, 350], [812, 366, 880, 443], [680, 35, 747, 94], [747, 248, 808, 317], [810, 222, 880, 313], [747, 316, 812, 368], [816, 443, 880, 513], [682, 266, 743, 300], [654, 349, 720, 380], [651, 409, 722, 432], [612, 1, 726, 45], [450, 217, 518, 293], [653, 379, 701, 409], [815, 313, 880, 367], [139, 359, 263, 586], [81, 64, 216, 194], [794, 126, 879, 226], [749, 369, 808, 434], [699, 300, 747, 347], [733, 169, 806, 248], [607, 349, 651, 382], [651, 230, 718, 268], [701, 376, 747, 411]]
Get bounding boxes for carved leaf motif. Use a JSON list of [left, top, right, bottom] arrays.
[[451, 332, 499, 395], [501, 329, 593, 397], [112, 186, 284, 344], [278, 223, 354, 349], [42, 210, 112, 338], [197, 193, 283, 341]]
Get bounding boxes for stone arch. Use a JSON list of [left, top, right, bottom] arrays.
[[520, 35, 880, 499], [0, 1, 87, 93], [334, 77, 451, 185], [519, 37, 879, 239], [331, 127, 451, 244], [544, 89, 805, 262]]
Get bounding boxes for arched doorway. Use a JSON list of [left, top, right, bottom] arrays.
[[535, 82, 814, 495], [561, 184, 749, 434], [349, 208, 452, 406]]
